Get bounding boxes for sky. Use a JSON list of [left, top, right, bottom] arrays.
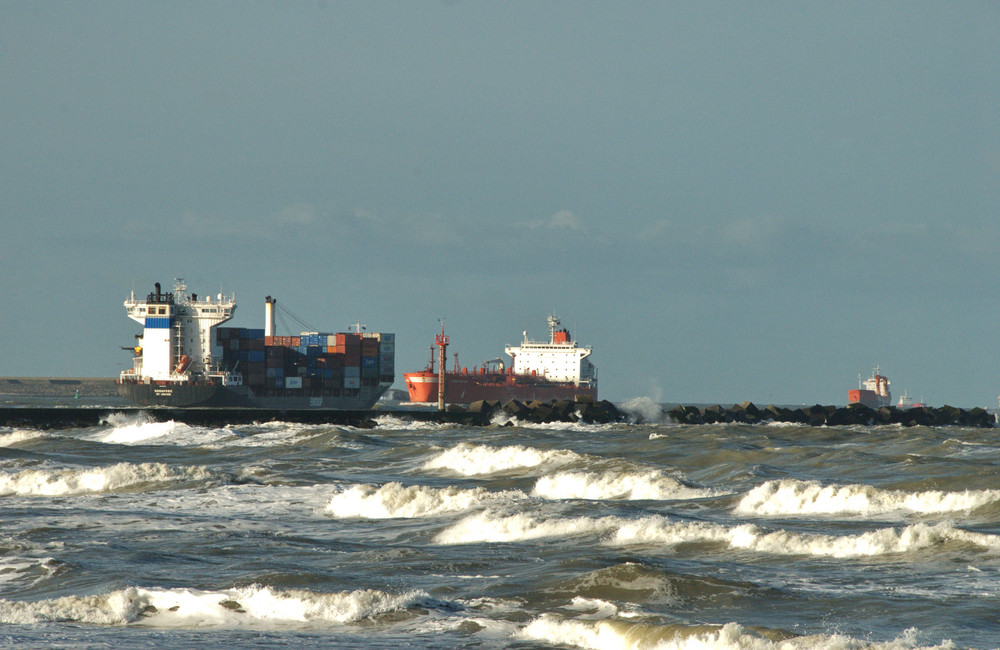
[[2, 2, 999, 407]]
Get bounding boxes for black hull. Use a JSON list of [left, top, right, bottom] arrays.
[[116, 381, 219, 407], [117, 381, 389, 410]]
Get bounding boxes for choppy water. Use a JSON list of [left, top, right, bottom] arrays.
[[1, 398, 999, 648]]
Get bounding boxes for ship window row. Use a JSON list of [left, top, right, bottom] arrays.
[[138, 306, 169, 315]]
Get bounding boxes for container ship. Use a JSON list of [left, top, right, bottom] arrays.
[[848, 366, 891, 408], [404, 316, 597, 405], [117, 280, 394, 408]]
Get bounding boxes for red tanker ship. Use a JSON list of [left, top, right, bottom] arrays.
[[404, 316, 597, 404], [848, 366, 892, 408]]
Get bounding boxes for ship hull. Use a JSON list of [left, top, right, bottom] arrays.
[[116, 380, 220, 407], [848, 389, 891, 409], [404, 371, 597, 404], [118, 381, 390, 410]]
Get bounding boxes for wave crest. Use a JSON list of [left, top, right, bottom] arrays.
[[737, 479, 1000, 516], [435, 511, 623, 545], [421, 442, 580, 476], [533, 470, 716, 501], [326, 482, 526, 519], [520, 616, 951, 650], [0, 429, 46, 447], [614, 516, 1000, 558], [0, 584, 436, 627], [0, 462, 211, 496]]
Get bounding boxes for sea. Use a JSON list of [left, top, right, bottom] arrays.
[[2, 394, 999, 649]]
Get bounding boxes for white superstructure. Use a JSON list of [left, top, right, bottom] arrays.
[[860, 366, 891, 399], [121, 279, 236, 383], [504, 316, 597, 387]]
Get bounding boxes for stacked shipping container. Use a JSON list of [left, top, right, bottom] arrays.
[[215, 328, 394, 397]]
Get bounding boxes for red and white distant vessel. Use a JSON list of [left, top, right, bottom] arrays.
[[404, 316, 598, 404], [848, 366, 892, 408], [896, 390, 926, 409]]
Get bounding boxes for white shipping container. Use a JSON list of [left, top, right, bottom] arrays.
[[344, 377, 360, 389], [286, 376, 303, 389]]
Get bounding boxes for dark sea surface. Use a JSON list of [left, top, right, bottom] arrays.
[[1, 395, 998, 648]]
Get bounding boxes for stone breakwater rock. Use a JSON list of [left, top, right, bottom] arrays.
[[436, 397, 626, 425], [668, 402, 996, 428]]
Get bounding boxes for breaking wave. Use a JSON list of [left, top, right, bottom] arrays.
[[737, 479, 1000, 516], [435, 511, 622, 545], [0, 429, 46, 447], [421, 442, 581, 476], [533, 469, 717, 501], [326, 482, 527, 519], [0, 584, 439, 628], [436, 510, 1000, 558], [519, 617, 953, 650], [102, 416, 201, 445], [0, 462, 211, 496], [613, 517, 1000, 558]]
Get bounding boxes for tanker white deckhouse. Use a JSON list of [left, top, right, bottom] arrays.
[[505, 316, 596, 386], [118, 279, 394, 408]]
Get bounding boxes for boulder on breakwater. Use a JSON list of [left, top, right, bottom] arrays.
[[667, 402, 996, 428]]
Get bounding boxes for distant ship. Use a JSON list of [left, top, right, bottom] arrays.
[[848, 367, 892, 408], [404, 316, 597, 404], [896, 390, 926, 410], [117, 280, 393, 408]]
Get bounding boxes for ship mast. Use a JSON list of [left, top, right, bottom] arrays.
[[435, 319, 449, 411]]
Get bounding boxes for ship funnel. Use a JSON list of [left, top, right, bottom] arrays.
[[265, 296, 276, 337], [155, 282, 161, 300]]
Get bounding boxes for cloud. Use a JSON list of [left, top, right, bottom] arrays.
[[276, 203, 318, 226], [637, 219, 672, 240], [521, 209, 584, 231], [720, 214, 782, 252]]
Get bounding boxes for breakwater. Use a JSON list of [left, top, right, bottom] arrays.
[[667, 402, 996, 428], [0, 398, 626, 430], [1, 398, 994, 430]]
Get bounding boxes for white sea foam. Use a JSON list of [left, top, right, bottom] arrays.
[[0, 584, 435, 628], [326, 482, 526, 519], [372, 414, 443, 431], [0, 429, 46, 447], [102, 417, 203, 445], [0, 462, 211, 496], [438, 508, 1000, 557], [519, 616, 953, 650], [220, 422, 329, 448], [563, 596, 627, 620], [613, 516, 1000, 558], [737, 479, 1000, 517], [619, 396, 668, 423], [421, 442, 581, 476], [533, 470, 717, 501], [434, 511, 622, 545], [0, 556, 60, 586]]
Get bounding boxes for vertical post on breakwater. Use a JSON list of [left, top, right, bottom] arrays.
[[435, 323, 449, 411]]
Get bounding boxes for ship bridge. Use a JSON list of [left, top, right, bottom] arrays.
[[123, 279, 236, 382], [503, 316, 596, 385]]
